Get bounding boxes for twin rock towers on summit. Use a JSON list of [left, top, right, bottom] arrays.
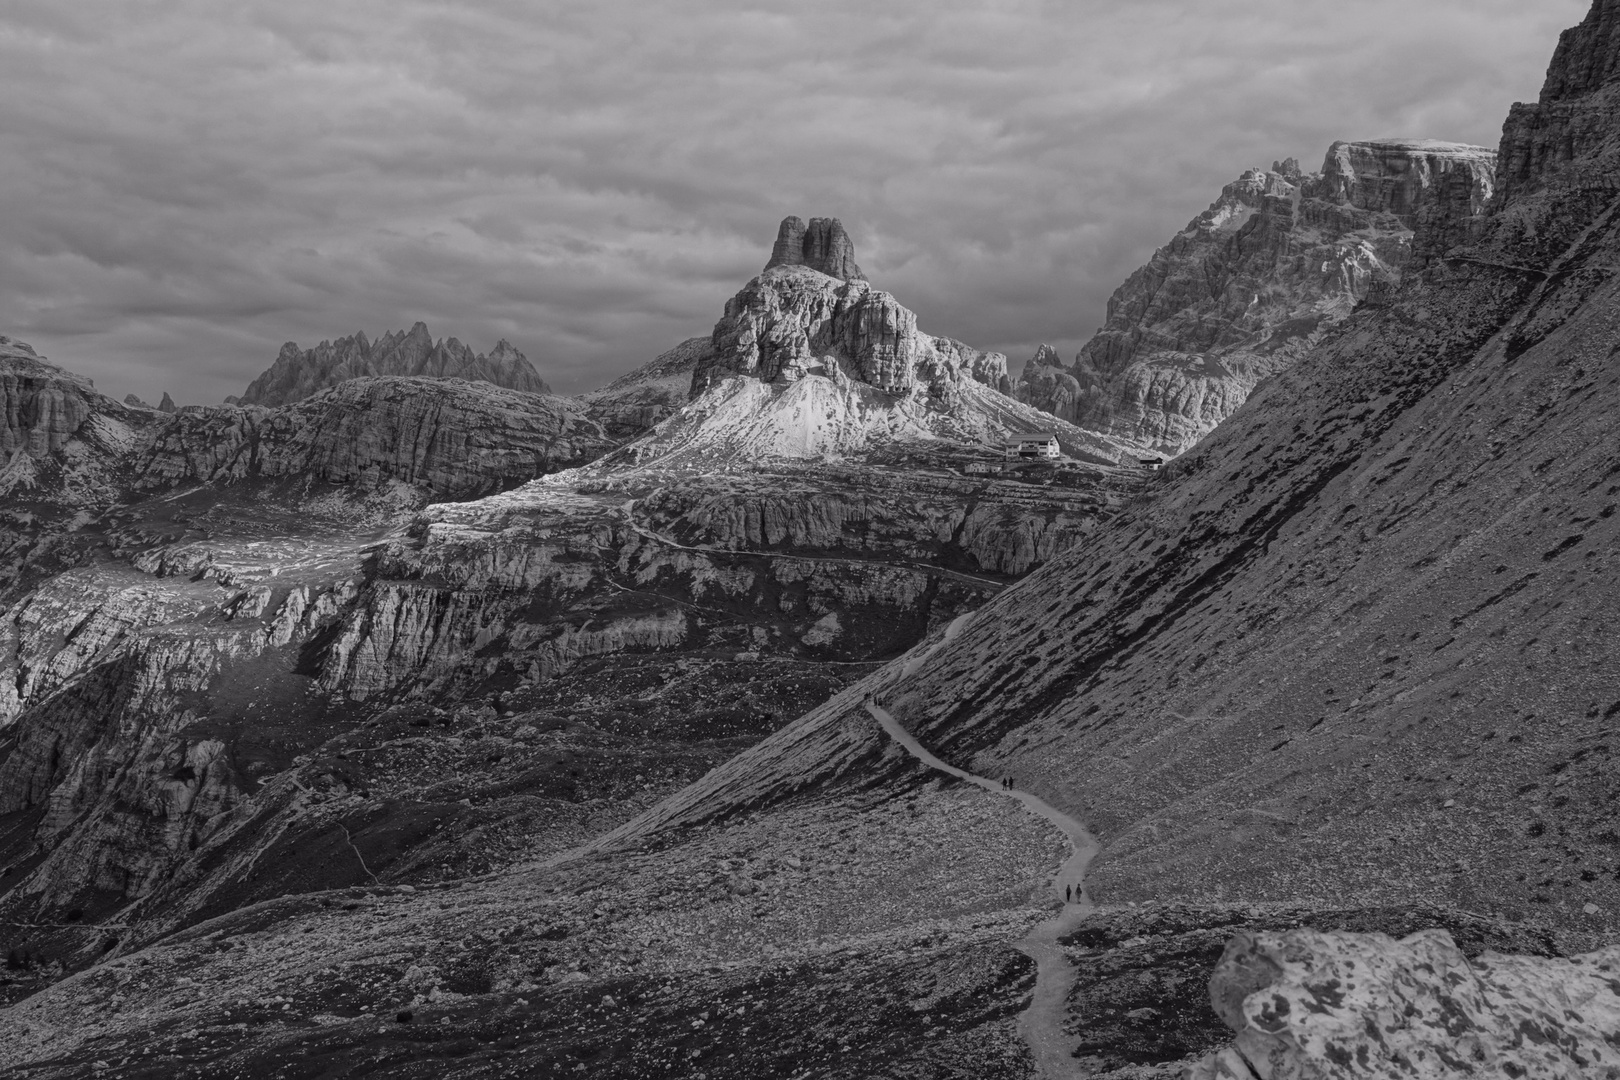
[[764, 215, 866, 283]]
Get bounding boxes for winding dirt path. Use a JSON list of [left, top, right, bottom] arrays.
[[864, 617, 1099, 1078]]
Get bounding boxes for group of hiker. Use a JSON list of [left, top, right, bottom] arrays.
[[861, 687, 1082, 907]]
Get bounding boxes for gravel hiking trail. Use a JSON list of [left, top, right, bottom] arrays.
[[866, 615, 1099, 1079]]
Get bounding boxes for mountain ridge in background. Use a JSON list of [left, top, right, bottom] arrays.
[[4, 4, 1620, 1074], [238, 321, 553, 408], [1018, 139, 1496, 456]]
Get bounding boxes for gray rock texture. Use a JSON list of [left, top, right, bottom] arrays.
[[239, 322, 552, 407], [575, 336, 714, 441], [0, 344, 608, 508], [138, 377, 608, 496], [763, 215, 866, 281], [0, 339, 103, 458], [1018, 141, 1496, 456], [1190, 928, 1620, 1079]]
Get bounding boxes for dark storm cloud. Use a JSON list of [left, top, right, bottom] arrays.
[[0, 0, 1588, 402]]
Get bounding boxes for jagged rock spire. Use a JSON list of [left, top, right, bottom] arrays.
[[763, 216, 866, 281]]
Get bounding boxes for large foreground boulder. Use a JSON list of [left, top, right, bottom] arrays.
[[1188, 928, 1620, 1078]]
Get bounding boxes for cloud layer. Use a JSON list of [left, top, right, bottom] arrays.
[[0, 0, 1589, 401]]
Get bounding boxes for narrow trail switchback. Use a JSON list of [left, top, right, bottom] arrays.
[[866, 614, 1099, 1079]]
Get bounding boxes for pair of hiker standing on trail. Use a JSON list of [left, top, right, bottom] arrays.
[[862, 689, 1077, 906]]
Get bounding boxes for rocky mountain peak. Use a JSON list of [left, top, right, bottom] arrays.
[[1271, 156, 1304, 179], [1307, 139, 1495, 227], [1540, 0, 1620, 102], [1027, 343, 1063, 370], [1497, 0, 1620, 206], [1015, 136, 1496, 456], [763, 215, 866, 281], [697, 245, 1005, 404], [238, 322, 551, 407]]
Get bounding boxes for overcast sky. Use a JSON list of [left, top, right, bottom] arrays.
[[0, 1, 1589, 403]]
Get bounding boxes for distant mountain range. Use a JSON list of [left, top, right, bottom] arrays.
[[235, 321, 552, 407]]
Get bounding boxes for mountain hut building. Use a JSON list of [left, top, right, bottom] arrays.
[[1005, 433, 1060, 461]]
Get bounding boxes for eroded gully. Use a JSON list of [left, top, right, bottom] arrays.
[[864, 614, 1099, 1079]]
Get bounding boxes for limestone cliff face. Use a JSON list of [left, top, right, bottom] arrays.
[[1018, 141, 1496, 455], [700, 216, 1006, 398], [0, 338, 115, 459], [698, 265, 1010, 399], [763, 216, 865, 281], [1497, 0, 1620, 208], [239, 322, 552, 407], [0, 344, 607, 508], [309, 463, 1113, 701], [137, 377, 611, 498]]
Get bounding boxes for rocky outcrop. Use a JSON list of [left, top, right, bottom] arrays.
[[1189, 928, 1620, 1079], [122, 394, 152, 409], [1308, 140, 1495, 222], [1018, 141, 1496, 455], [698, 265, 1009, 398], [0, 340, 111, 458], [157, 392, 177, 414], [576, 336, 714, 442], [1497, 1, 1620, 207], [239, 322, 552, 407], [764, 216, 865, 281], [137, 377, 612, 498], [0, 340, 604, 508], [310, 463, 1071, 700]]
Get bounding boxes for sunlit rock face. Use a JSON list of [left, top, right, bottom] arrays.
[[239, 321, 552, 407], [1189, 928, 1620, 1079], [697, 216, 1011, 400], [1017, 140, 1496, 456]]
